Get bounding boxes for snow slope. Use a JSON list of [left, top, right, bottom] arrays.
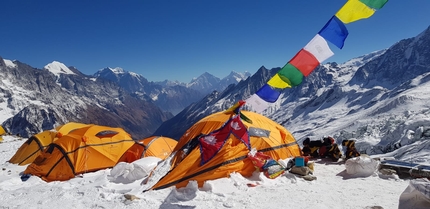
[[0, 135, 416, 209]]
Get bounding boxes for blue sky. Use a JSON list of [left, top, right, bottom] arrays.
[[1, 0, 429, 83]]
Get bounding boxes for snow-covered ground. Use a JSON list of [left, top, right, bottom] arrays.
[[0, 134, 423, 209]]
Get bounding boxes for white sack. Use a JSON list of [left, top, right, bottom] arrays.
[[110, 156, 162, 183], [345, 155, 379, 177], [399, 178, 430, 209]]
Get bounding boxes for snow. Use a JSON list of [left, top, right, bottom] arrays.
[[1, 41, 430, 208], [0, 79, 46, 123], [44, 61, 76, 76], [0, 134, 424, 209], [3, 59, 17, 68], [0, 99, 15, 123], [111, 67, 125, 74]]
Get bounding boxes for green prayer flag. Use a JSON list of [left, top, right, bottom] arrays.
[[359, 0, 389, 10]]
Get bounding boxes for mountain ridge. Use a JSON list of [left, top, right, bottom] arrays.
[[154, 25, 430, 159], [0, 58, 172, 139]]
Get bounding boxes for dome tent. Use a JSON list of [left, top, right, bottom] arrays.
[[0, 125, 6, 135], [149, 108, 301, 190], [0, 125, 6, 142], [119, 136, 177, 162], [24, 125, 134, 182], [8, 122, 91, 165]]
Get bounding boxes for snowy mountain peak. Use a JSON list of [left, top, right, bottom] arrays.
[[339, 49, 388, 69], [109, 67, 125, 74], [95, 67, 126, 75], [225, 71, 251, 82], [190, 72, 217, 81], [44, 61, 76, 76], [3, 59, 17, 68]]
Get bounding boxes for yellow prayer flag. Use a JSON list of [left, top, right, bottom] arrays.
[[267, 74, 292, 89], [335, 0, 375, 24]]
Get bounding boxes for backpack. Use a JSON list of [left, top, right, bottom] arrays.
[[319, 143, 342, 161], [342, 140, 360, 159]]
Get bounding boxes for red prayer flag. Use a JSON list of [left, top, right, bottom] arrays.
[[199, 115, 250, 165], [289, 49, 320, 76]]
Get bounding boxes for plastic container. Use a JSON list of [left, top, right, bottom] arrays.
[[295, 157, 305, 167]]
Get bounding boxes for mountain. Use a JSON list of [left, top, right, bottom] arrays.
[[186, 72, 221, 94], [94, 68, 250, 115], [186, 71, 252, 94], [93, 67, 151, 93], [154, 25, 430, 158], [273, 25, 430, 147], [0, 59, 172, 139], [218, 71, 252, 92], [93, 67, 204, 115], [153, 66, 275, 139]]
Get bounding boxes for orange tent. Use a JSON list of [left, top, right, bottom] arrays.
[[150, 110, 301, 190], [24, 125, 134, 182], [8, 122, 91, 165], [0, 125, 6, 142], [119, 136, 177, 163], [0, 125, 6, 136]]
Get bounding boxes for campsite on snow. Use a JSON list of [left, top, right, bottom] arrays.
[[1, 106, 430, 209], [2, 1, 430, 208]]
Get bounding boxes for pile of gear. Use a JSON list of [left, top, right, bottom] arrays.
[[246, 136, 364, 182], [301, 136, 342, 161], [287, 156, 316, 181], [341, 139, 361, 159], [248, 149, 316, 181]]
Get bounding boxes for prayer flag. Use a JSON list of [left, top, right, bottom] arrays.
[[289, 49, 320, 76], [335, 0, 375, 24], [318, 16, 349, 49], [359, 0, 388, 10], [267, 73, 292, 89], [255, 84, 281, 103], [304, 34, 334, 63], [277, 63, 304, 87], [245, 94, 271, 113]]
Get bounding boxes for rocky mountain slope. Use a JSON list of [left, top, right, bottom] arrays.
[[0, 59, 171, 139]]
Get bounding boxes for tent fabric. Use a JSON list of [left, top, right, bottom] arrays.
[[151, 110, 301, 190], [23, 125, 134, 182], [0, 125, 6, 136], [119, 136, 177, 163], [8, 122, 90, 165], [8, 131, 57, 165]]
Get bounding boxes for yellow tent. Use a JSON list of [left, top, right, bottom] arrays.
[[150, 110, 301, 190], [119, 136, 177, 162], [8, 122, 91, 165], [0, 125, 6, 136], [24, 125, 135, 182]]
